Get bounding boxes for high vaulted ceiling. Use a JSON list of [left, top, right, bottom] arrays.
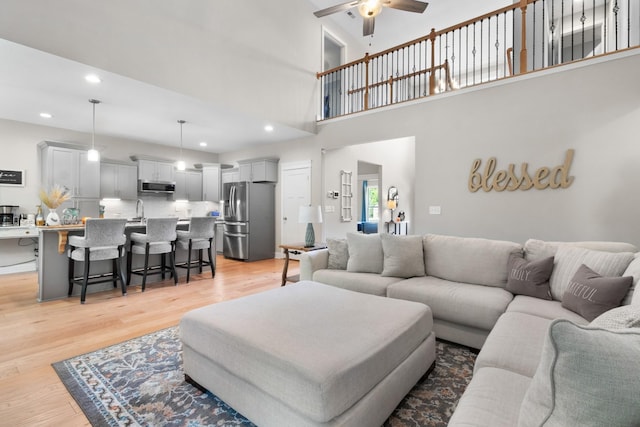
[[0, 0, 509, 154]]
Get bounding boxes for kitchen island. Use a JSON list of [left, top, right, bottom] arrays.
[[37, 220, 198, 302]]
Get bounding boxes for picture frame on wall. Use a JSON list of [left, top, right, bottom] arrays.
[[0, 169, 25, 187]]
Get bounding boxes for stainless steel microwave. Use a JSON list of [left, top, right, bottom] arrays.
[[138, 180, 176, 193]]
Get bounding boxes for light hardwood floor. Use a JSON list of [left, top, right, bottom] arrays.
[[0, 256, 291, 426]]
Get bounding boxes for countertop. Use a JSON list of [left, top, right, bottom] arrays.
[[37, 219, 192, 232]]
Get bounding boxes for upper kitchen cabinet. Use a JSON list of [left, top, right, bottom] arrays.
[[137, 159, 175, 182], [39, 142, 100, 199], [100, 161, 138, 200], [175, 170, 203, 201], [202, 165, 220, 202], [238, 159, 278, 183], [221, 168, 240, 184]]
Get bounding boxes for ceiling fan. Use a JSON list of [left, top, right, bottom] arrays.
[[313, 0, 429, 37]]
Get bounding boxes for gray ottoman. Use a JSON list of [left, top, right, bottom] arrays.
[[180, 280, 436, 427]]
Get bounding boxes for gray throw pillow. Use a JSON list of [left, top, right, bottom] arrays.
[[380, 233, 425, 278], [346, 233, 383, 274], [518, 320, 640, 427], [326, 238, 349, 270], [506, 255, 554, 300], [590, 305, 640, 329], [561, 264, 633, 321], [549, 246, 634, 300]]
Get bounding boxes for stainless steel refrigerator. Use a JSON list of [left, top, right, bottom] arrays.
[[223, 182, 275, 261]]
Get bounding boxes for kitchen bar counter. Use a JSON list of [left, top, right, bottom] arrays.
[[37, 220, 195, 302]]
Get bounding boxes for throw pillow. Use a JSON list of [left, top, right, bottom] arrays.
[[590, 305, 640, 329], [518, 320, 640, 427], [548, 246, 634, 300], [561, 264, 633, 321], [506, 255, 554, 300], [622, 254, 640, 306], [326, 238, 349, 270], [380, 233, 425, 278], [346, 233, 383, 274]]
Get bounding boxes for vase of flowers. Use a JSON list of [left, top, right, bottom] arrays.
[[39, 185, 71, 226]]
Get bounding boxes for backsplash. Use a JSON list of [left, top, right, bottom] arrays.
[[100, 197, 220, 220]]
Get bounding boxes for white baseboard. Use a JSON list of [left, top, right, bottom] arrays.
[[0, 260, 37, 275]]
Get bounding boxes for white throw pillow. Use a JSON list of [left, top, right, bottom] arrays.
[[518, 319, 640, 427], [346, 233, 383, 274], [380, 233, 425, 278], [590, 305, 640, 329], [622, 254, 640, 306], [548, 246, 634, 301]]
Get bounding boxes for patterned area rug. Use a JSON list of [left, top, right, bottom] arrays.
[[53, 326, 476, 427]]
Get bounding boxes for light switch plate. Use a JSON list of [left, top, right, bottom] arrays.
[[429, 206, 441, 215]]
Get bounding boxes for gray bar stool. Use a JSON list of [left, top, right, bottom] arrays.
[[67, 218, 128, 304], [175, 216, 216, 283], [126, 217, 179, 291]]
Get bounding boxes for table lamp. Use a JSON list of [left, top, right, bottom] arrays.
[[386, 199, 397, 221], [299, 205, 323, 247]]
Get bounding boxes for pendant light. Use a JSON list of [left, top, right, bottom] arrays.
[[176, 119, 186, 171], [88, 99, 101, 162]]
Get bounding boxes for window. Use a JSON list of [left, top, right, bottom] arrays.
[[366, 184, 379, 221]]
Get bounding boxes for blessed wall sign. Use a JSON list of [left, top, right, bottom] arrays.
[[468, 149, 575, 192]]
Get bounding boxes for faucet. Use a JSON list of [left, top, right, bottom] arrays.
[[135, 199, 144, 221]]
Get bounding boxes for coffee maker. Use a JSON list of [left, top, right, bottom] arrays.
[[0, 205, 18, 227]]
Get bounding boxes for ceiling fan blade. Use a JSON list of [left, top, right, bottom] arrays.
[[363, 16, 375, 36], [314, 1, 360, 17], [383, 0, 428, 14]]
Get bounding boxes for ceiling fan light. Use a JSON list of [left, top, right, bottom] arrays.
[[358, 0, 382, 17]]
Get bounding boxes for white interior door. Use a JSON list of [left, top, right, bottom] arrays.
[[281, 161, 311, 260]]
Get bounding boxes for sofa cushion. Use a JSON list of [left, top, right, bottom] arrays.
[[423, 234, 522, 288], [622, 254, 640, 305], [524, 239, 638, 261], [561, 264, 633, 321], [506, 295, 589, 324], [590, 304, 640, 329], [474, 312, 553, 377], [380, 233, 425, 278], [549, 246, 634, 301], [506, 255, 554, 300], [312, 269, 404, 296], [448, 367, 531, 427], [518, 320, 640, 427], [387, 276, 513, 331], [326, 238, 349, 270], [346, 232, 383, 274]]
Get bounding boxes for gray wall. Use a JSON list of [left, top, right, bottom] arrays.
[[313, 50, 640, 246]]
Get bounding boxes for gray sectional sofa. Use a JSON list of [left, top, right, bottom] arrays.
[[300, 233, 640, 426]]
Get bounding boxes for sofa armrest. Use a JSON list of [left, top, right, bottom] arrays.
[[300, 249, 330, 281]]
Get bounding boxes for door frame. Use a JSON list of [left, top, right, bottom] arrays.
[[280, 160, 312, 259]]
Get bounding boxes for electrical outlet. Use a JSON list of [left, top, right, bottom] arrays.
[[429, 206, 441, 215]]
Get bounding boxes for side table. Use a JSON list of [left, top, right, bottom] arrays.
[[279, 243, 327, 286]]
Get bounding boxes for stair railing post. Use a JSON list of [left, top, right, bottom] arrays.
[[364, 53, 370, 111], [519, 0, 528, 74], [428, 28, 436, 95]]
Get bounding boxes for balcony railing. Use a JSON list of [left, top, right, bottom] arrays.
[[317, 0, 640, 120]]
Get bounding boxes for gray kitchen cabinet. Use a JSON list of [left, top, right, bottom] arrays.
[[215, 221, 224, 253], [43, 145, 100, 198], [175, 170, 203, 201], [221, 168, 239, 184], [238, 159, 278, 182], [100, 162, 138, 200], [202, 165, 221, 202], [137, 159, 175, 182], [39, 142, 101, 218]]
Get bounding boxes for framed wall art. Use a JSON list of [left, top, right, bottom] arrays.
[[0, 169, 25, 187]]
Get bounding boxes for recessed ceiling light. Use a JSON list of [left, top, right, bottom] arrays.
[[264, 125, 274, 132], [199, 142, 207, 147], [39, 112, 53, 119], [85, 74, 101, 84]]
